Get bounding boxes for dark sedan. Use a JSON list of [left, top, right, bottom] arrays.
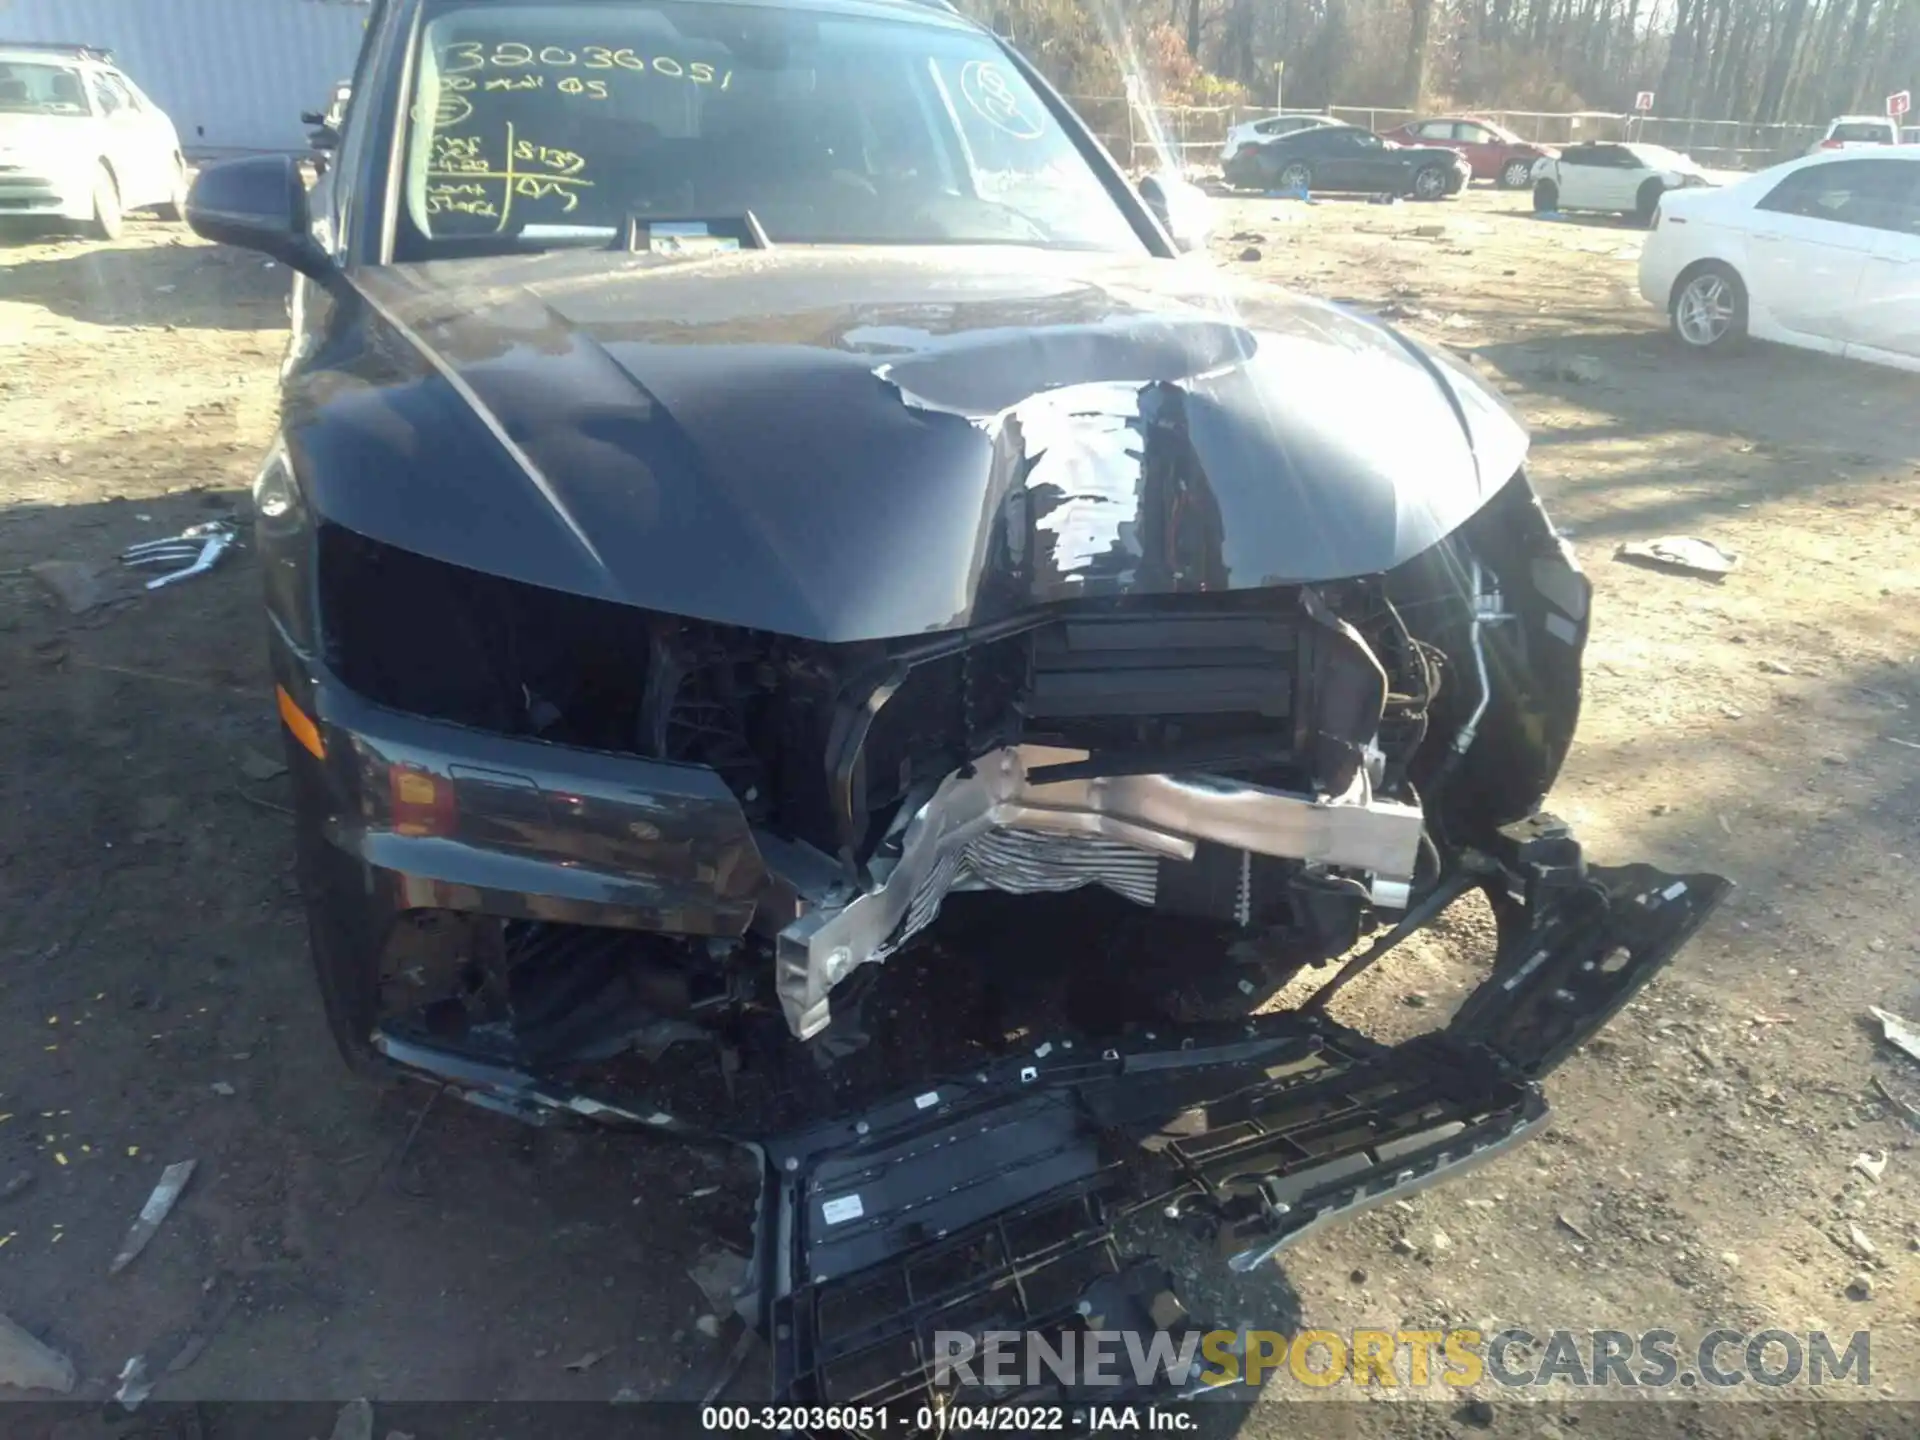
[[1226, 125, 1471, 199]]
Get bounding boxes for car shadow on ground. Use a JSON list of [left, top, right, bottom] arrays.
[[1470, 328, 1920, 541], [0, 228, 284, 331]]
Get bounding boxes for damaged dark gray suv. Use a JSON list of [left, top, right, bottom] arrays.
[[188, 0, 1727, 1418]]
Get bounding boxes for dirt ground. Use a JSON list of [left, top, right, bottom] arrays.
[[3, 184, 1919, 1435]]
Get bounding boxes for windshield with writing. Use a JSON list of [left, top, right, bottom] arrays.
[[402, 1, 1146, 255], [0, 62, 89, 115]]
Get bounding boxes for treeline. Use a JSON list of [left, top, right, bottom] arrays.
[[963, 0, 1919, 124]]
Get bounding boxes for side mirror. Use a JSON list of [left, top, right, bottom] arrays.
[[300, 110, 325, 127], [186, 154, 336, 284], [1137, 170, 1214, 253]]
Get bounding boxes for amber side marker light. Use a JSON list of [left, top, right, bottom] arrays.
[[276, 684, 325, 761], [389, 765, 458, 837]]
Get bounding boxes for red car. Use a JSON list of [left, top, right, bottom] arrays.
[[1378, 116, 1559, 189]]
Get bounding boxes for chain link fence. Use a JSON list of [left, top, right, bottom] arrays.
[[1072, 96, 1852, 175]]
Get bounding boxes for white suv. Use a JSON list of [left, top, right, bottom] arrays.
[[1220, 113, 1343, 165], [0, 43, 187, 239], [1807, 116, 1901, 154]]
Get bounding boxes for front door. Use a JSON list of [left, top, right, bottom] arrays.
[[85, 69, 153, 207], [1453, 121, 1500, 177]]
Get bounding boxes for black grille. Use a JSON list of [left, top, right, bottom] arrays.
[[1027, 610, 1297, 720]]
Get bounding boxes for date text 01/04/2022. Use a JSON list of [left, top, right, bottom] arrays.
[[697, 1406, 1197, 1432]]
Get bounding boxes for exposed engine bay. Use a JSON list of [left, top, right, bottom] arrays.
[[317, 467, 1583, 1056]]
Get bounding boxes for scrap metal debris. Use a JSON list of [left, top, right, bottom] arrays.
[[237, 748, 287, 782], [1867, 1006, 1920, 1064], [0, 1311, 75, 1394], [328, 1398, 373, 1440], [112, 1354, 154, 1412], [1847, 1222, 1879, 1259], [687, 1244, 750, 1313], [1615, 536, 1740, 579], [1870, 1077, 1920, 1130], [1852, 1149, 1889, 1182], [563, 1348, 612, 1373], [120, 520, 239, 590], [109, 1159, 197, 1275]]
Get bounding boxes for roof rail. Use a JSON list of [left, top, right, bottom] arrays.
[[0, 40, 114, 62]]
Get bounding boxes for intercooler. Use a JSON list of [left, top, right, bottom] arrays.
[[953, 828, 1161, 907]]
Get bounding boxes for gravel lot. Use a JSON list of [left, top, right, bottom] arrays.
[[2, 183, 1918, 1434]]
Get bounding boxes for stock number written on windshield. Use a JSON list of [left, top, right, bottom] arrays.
[[438, 41, 734, 88], [424, 126, 594, 229]]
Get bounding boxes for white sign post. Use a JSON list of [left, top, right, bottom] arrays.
[[1635, 91, 1655, 112]]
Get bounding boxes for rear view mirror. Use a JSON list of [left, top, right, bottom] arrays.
[[186, 154, 338, 285], [1137, 171, 1213, 253]]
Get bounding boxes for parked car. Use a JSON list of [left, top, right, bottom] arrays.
[[303, 80, 351, 174], [184, 0, 1725, 1411], [1807, 115, 1901, 154], [1379, 114, 1558, 189], [1220, 112, 1344, 165], [0, 42, 187, 238], [1640, 147, 1920, 370], [1226, 124, 1471, 198], [1532, 141, 1715, 223]]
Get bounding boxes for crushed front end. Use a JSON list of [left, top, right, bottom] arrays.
[[257, 266, 1731, 1428]]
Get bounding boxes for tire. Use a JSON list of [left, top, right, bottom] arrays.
[[84, 161, 123, 241], [1634, 178, 1665, 227], [1670, 261, 1748, 356], [1411, 165, 1448, 201], [1500, 158, 1534, 189], [1277, 160, 1312, 192], [1532, 178, 1559, 213], [154, 155, 188, 222]]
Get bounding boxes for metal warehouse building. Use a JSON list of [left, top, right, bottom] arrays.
[[0, 0, 371, 155]]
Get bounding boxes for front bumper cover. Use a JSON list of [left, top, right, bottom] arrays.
[[366, 833, 1727, 1420]]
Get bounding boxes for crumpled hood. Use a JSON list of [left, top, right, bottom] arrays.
[[295, 247, 1528, 642]]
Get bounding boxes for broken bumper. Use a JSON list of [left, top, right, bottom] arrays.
[[361, 835, 1726, 1417], [752, 859, 1726, 1416]]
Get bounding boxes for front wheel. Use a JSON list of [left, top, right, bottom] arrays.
[[1500, 158, 1535, 189], [84, 162, 123, 241], [1670, 262, 1748, 356], [1277, 161, 1313, 192], [1411, 165, 1449, 200], [155, 155, 188, 222], [1532, 178, 1560, 213]]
